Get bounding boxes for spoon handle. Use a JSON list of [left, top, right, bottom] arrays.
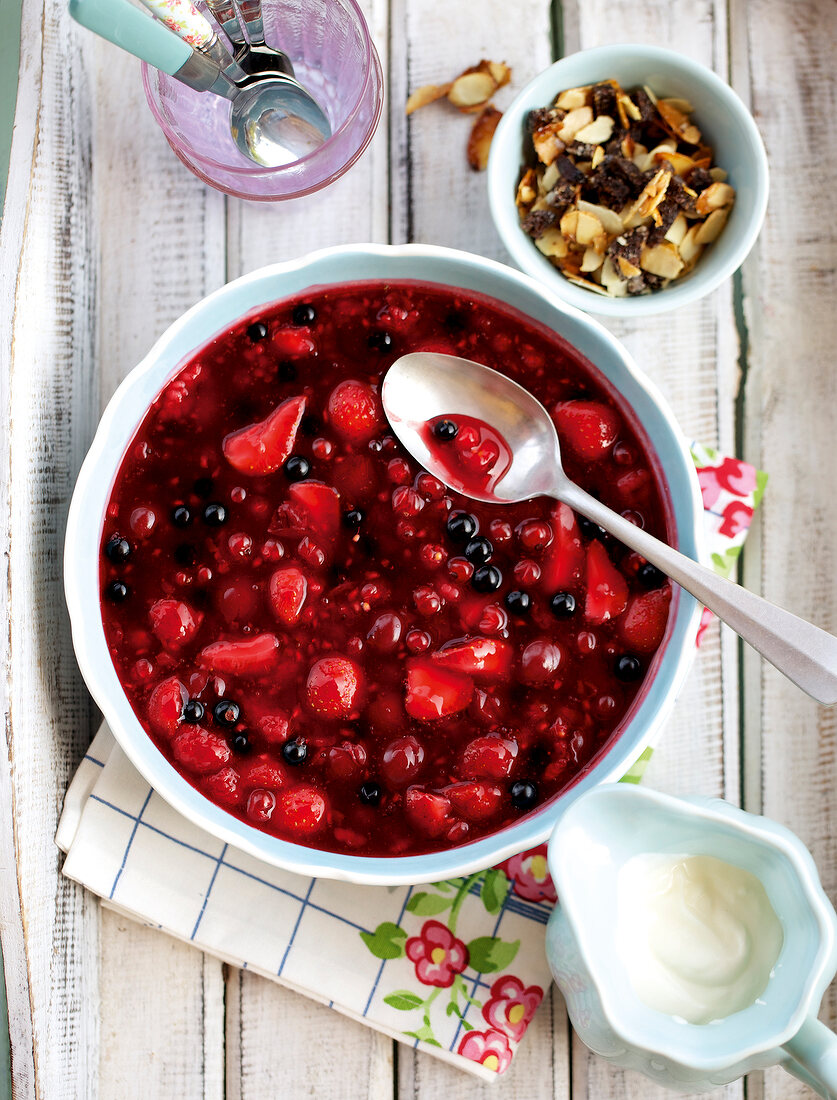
[[235, 0, 267, 47], [559, 483, 837, 706], [135, 0, 248, 80], [205, 0, 247, 48]]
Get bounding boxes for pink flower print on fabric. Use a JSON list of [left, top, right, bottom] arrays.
[[696, 456, 757, 509], [405, 920, 469, 988], [501, 844, 557, 903], [481, 975, 544, 1042], [457, 1028, 514, 1074], [718, 499, 754, 538]]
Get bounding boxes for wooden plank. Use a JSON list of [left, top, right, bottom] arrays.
[[732, 1, 837, 1097], [0, 2, 102, 1094], [558, 1, 743, 1095], [88, 34, 230, 1098], [223, 1, 398, 1096], [390, 0, 566, 1094], [225, 970, 393, 1100], [98, 913, 225, 1099]]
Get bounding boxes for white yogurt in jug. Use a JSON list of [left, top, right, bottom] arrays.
[[617, 853, 784, 1025]]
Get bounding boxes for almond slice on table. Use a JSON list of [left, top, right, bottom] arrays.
[[406, 83, 451, 115], [467, 105, 502, 171], [448, 70, 497, 111]]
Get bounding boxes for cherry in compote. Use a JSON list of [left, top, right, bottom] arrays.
[[99, 281, 673, 857]]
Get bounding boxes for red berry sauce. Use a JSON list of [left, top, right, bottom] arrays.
[[99, 281, 674, 856], [423, 415, 513, 495]]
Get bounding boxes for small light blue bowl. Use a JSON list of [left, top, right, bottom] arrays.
[[488, 45, 769, 318], [64, 243, 703, 885]]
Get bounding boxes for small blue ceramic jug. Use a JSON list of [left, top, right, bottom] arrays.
[[546, 785, 837, 1096]]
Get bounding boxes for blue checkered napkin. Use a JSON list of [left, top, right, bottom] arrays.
[[57, 724, 556, 1080]]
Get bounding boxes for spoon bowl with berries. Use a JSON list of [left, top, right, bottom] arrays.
[[384, 352, 837, 705]]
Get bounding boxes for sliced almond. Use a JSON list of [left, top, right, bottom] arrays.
[[628, 167, 672, 221], [516, 168, 537, 208], [487, 61, 512, 88], [534, 228, 568, 258], [555, 86, 590, 110], [467, 105, 502, 170], [559, 208, 580, 240], [574, 114, 615, 145], [617, 255, 642, 279], [580, 246, 605, 273], [695, 181, 736, 215], [664, 212, 688, 246], [657, 100, 701, 145], [678, 225, 704, 265], [642, 84, 659, 105], [600, 257, 628, 295], [448, 71, 496, 110], [660, 96, 694, 114], [532, 123, 565, 166], [406, 82, 451, 115], [620, 135, 635, 160], [694, 205, 730, 244], [565, 273, 611, 296], [540, 160, 560, 194], [577, 199, 624, 236], [591, 145, 605, 169], [709, 166, 728, 182], [640, 241, 684, 279], [619, 92, 642, 122], [654, 150, 696, 175], [631, 142, 648, 167], [557, 106, 594, 143], [576, 211, 606, 248]]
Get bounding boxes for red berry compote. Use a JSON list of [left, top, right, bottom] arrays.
[[99, 282, 674, 856]]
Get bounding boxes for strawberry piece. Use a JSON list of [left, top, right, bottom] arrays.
[[584, 541, 628, 624], [445, 781, 503, 822], [201, 766, 242, 808], [306, 655, 363, 718], [147, 676, 188, 738], [256, 713, 290, 744], [460, 734, 518, 780], [271, 328, 316, 358], [171, 726, 231, 775], [273, 786, 328, 836], [403, 787, 451, 837], [620, 587, 672, 653], [222, 394, 307, 476], [539, 502, 585, 592], [288, 480, 341, 546], [405, 659, 473, 721], [239, 757, 287, 790], [199, 632, 280, 675], [327, 380, 381, 444], [431, 637, 513, 681], [149, 599, 202, 651], [554, 400, 621, 461], [268, 566, 307, 625]]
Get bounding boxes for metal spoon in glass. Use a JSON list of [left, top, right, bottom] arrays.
[[382, 353, 837, 705]]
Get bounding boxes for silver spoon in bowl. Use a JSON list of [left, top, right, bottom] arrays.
[[382, 352, 837, 705]]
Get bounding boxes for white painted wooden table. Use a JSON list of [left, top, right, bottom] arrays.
[[2, 0, 836, 1096]]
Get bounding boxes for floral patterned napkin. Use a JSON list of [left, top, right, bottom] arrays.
[[57, 447, 764, 1081]]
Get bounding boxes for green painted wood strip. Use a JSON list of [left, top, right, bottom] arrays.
[[0, 0, 22, 213]]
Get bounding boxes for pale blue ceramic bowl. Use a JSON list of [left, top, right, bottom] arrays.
[[64, 244, 703, 885], [488, 45, 769, 317]]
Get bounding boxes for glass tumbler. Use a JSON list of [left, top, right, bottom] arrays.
[[142, 0, 383, 201]]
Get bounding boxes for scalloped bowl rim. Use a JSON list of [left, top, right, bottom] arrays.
[[64, 243, 704, 885], [487, 44, 769, 318]]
